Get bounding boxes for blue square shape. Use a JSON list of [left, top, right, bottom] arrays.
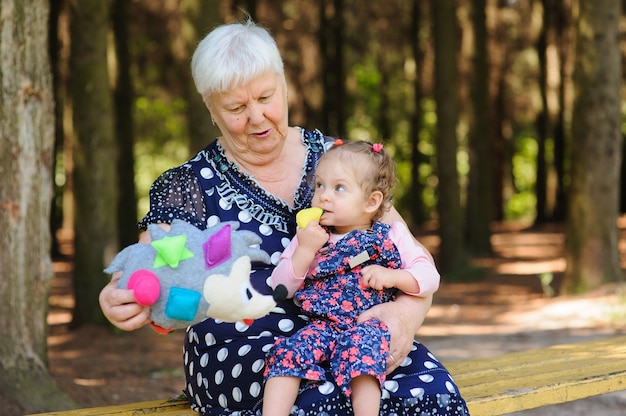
[[165, 287, 201, 322]]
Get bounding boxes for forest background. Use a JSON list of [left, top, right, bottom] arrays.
[[1, 0, 625, 413]]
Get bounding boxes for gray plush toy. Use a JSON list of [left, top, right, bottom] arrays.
[[104, 219, 277, 333]]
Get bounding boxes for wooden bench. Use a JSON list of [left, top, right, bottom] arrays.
[[30, 335, 626, 416], [446, 334, 626, 414]]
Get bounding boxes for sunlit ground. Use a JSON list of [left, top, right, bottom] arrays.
[[414, 217, 626, 358]]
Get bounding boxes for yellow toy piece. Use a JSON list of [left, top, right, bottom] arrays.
[[296, 207, 324, 228]]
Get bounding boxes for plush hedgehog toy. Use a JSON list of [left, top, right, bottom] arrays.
[[104, 219, 281, 334]]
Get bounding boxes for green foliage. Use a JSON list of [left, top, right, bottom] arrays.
[[539, 272, 555, 297], [346, 48, 544, 225], [441, 262, 489, 282], [411, 99, 439, 215], [122, 2, 549, 229], [346, 59, 442, 221], [351, 63, 382, 103], [506, 193, 536, 221], [345, 62, 381, 142], [345, 54, 542, 223], [506, 133, 538, 220], [134, 96, 189, 218]]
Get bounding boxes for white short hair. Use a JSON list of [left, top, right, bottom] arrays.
[[191, 19, 285, 102]]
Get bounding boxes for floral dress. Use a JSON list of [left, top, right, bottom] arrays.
[[138, 127, 470, 415], [265, 222, 402, 397]]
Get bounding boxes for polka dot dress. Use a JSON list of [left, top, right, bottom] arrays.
[[138, 128, 470, 415]]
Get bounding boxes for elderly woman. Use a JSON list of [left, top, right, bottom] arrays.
[[99, 19, 469, 416]]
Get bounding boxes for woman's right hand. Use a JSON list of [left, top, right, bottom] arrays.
[[99, 271, 151, 331]]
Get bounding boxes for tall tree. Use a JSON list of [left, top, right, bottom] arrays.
[[69, 0, 117, 326], [49, 0, 66, 257], [564, 0, 622, 293], [0, 1, 77, 412], [534, 0, 550, 224], [112, 0, 139, 248], [181, 0, 222, 155], [535, 0, 569, 223], [320, 0, 346, 136], [490, 1, 518, 223], [431, 0, 467, 274], [552, 0, 573, 221], [407, 0, 429, 225], [465, 0, 493, 255]]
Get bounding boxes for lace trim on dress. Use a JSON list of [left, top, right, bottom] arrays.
[[194, 128, 329, 233], [139, 128, 332, 234]]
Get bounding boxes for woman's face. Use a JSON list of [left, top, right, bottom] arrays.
[[208, 72, 289, 161]]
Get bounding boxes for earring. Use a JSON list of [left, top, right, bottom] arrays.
[[211, 118, 215, 126]]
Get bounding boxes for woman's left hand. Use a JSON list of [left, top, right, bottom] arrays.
[[358, 292, 433, 374]]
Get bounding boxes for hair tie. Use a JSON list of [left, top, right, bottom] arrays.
[[372, 143, 383, 153]]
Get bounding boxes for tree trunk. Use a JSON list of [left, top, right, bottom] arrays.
[[182, 0, 222, 156], [69, 0, 117, 326], [564, 0, 622, 293], [407, 0, 429, 226], [432, 0, 467, 275], [490, 13, 509, 223], [0, 0, 77, 411], [49, 0, 66, 257], [551, 0, 572, 222], [112, 0, 139, 249], [534, 0, 549, 224], [465, 0, 493, 255], [320, 0, 346, 136]]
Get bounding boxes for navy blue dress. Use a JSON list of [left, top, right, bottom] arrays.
[[138, 127, 469, 415]]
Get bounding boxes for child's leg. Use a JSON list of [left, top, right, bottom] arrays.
[[262, 376, 301, 416], [350, 375, 381, 416]]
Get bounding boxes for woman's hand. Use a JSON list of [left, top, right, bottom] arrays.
[[374, 206, 436, 372], [99, 225, 168, 331], [358, 292, 432, 374], [99, 272, 152, 331]]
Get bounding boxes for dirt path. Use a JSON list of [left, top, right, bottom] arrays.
[[423, 278, 626, 415], [10, 221, 626, 415]]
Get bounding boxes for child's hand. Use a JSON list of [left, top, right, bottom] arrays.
[[296, 221, 329, 254], [361, 266, 420, 294], [288, 222, 329, 278], [360, 265, 396, 290]]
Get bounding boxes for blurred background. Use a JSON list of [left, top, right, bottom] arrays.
[[3, 0, 626, 414]]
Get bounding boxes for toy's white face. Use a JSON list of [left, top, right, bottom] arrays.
[[202, 256, 276, 325]]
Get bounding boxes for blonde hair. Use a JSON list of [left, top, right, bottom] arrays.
[[320, 140, 396, 220]]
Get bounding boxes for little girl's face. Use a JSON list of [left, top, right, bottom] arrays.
[[312, 159, 373, 234]]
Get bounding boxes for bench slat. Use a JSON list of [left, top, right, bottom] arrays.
[[447, 335, 626, 372], [29, 398, 197, 415], [446, 335, 626, 415], [30, 336, 626, 416]]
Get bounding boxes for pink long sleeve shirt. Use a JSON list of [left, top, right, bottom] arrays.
[[270, 221, 440, 299]]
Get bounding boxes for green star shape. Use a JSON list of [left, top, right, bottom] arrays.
[[151, 235, 194, 268]]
